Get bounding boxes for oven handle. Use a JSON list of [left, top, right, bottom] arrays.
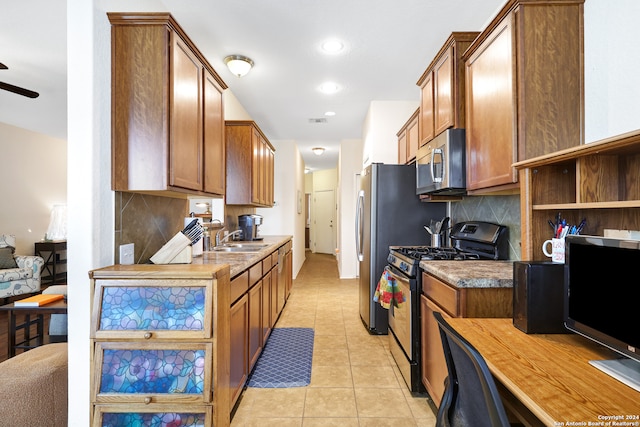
[[385, 265, 411, 288]]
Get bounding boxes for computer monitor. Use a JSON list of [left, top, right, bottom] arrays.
[[564, 235, 640, 392]]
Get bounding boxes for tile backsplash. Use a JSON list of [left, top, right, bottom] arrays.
[[115, 192, 258, 264], [114, 192, 188, 264], [450, 194, 521, 260], [114, 191, 521, 263]]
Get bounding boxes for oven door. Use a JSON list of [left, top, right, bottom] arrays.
[[386, 265, 413, 358]]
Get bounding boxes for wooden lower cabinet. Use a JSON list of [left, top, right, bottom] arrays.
[[228, 244, 291, 413], [230, 293, 249, 411], [248, 279, 263, 371], [284, 243, 293, 299], [420, 271, 512, 407], [89, 264, 231, 427], [262, 270, 272, 343], [420, 295, 450, 406]]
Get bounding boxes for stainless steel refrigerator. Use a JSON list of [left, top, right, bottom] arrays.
[[355, 163, 446, 334]]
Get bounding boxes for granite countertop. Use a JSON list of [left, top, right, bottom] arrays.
[[90, 236, 292, 280], [419, 260, 514, 288], [192, 235, 292, 277]]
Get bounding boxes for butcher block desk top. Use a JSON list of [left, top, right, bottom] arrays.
[[447, 318, 639, 426]]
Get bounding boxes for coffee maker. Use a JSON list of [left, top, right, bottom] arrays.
[[238, 214, 263, 241]]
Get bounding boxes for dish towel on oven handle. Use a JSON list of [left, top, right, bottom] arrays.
[[374, 269, 405, 309]]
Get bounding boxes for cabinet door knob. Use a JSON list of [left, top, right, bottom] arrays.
[[144, 332, 152, 339], [144, 396, 152, 405]]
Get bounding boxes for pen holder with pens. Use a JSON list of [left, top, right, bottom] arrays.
[[543, 215, 586, 264], [542, 238, 565, 263]]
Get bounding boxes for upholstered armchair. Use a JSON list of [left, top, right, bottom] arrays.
[[0, 234, 45, 299]]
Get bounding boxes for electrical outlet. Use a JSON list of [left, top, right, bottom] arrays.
[[119, 243, 135, 265]]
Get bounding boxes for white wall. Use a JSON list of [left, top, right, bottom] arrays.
[[584, 0, 640, 142], [223, 90, 253, 120], [0, 123, 67, 254], [67, 1, 116, 425], [337, 138, 363, 278], [256, 139, 306, 279], [361, 100, 419, 167]]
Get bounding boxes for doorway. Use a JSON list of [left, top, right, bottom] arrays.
[[305, 193, 311, 249], [313, 189, 335, 254]]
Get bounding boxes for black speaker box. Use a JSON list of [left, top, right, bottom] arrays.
[[513, 261, 566, 334]]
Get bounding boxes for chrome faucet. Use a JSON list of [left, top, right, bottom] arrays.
[[215, 228, 243, 246]]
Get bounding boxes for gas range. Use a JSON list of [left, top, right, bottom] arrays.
[[387, 221, 509, 278], [386, 221, 508, 393]]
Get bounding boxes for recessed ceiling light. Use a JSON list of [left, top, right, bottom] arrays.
[[321, 39, 344, 53], [319, 82, 340, 94], [325, 111, 336, 117]]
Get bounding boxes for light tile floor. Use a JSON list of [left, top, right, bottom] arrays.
[[231, 252, 437, 427]]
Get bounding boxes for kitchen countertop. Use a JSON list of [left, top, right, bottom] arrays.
[[192, 235, 292, 277], [419, 260, 514, 288]]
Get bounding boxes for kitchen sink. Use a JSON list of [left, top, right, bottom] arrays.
[[211, 243, 269, 252]]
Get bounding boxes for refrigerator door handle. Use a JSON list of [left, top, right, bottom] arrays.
[[355, 190, 365, 261]]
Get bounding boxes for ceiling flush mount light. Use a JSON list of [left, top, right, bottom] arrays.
[[321, 39, 344, 54], [324, 111, 336, 117], [312, 147, 325, 156], [319, 82, 340, 94], [224, 55, 254, 77]]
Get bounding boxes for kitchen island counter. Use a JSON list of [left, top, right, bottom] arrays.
[[420, 260, 513, 288], [193, 235, 292, 277]]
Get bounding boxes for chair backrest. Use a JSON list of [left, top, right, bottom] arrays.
[[433, 311, 511, 427]]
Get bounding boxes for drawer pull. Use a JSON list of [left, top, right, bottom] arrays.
[[144, 332, 152, 339], [144, 396, 152, 405]]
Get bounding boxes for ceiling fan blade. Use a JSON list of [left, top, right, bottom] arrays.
[[0, 63, 8, 70], [0, 81, 39, 98]]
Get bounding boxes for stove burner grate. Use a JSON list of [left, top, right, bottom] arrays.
[[391, 246, 484, 261]]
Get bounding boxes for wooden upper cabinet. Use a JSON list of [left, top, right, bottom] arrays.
[[397, 108, 420, 164], [417, 32, 479, 147], [433, 46, 454, 136], [204, 70, 226, 195], [170, 35, 203, 191], [465, 17, 517, 191], [108, 13, 227, 198], [226, 121, 275, 207], [419, 73, 435, 145], [464, 0, 584, 193]]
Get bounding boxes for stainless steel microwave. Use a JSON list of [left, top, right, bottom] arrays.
[[416, 128, 466, 196]]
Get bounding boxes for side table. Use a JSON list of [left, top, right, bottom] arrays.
[[34, 240, 67, 286], [0, 299, 68, 357]]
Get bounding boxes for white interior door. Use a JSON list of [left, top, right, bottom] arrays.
[[314, 189, 335, 254]]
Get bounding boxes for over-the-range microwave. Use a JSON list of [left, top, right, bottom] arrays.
[[416, 128, 466, 196]]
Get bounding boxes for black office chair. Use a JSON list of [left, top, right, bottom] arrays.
[[433, 311, 511, 427]]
